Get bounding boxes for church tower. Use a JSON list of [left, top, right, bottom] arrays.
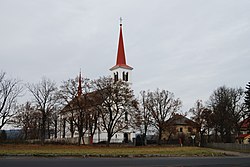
[[110, 18, 133, 83]]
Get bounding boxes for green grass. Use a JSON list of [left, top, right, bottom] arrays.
[[0, 144, 226, 157]]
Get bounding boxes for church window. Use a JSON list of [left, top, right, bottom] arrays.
[[125, 112, 128, 121], [122, 72, 129, 81], [114, 72, 118, 82], [125, 72, 129, 81], [122, 72, 125, 81]]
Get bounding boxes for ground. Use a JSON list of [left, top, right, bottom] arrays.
[[0, 144, 244, 157]]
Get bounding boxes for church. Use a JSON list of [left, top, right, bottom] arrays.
[[60, 19, 135, 144]]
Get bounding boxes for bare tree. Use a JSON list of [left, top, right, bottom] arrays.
[[133, 90, 152, 145], [208, 86, 245, 142], [59, 76, 98, 145], [58, 78, 79, 138], [27, 77, 58, 145], [93, 77, 135, 146], [0, 71, 23, 129], [147, 89, 182, 144], [190, 100, 211, 145], [12, 102, 41, 140]]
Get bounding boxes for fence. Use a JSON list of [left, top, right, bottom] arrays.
[[29, 137, 123, 145], [206, 143, 250, 151]]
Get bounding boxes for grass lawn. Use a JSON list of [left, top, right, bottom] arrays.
[[0, 144, 226, 157]]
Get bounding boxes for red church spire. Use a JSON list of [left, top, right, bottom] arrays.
[[77, 70, 82, 97], [110, 18, 133, 71]]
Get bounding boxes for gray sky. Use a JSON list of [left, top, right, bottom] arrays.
[[1, 0, 250, 112]]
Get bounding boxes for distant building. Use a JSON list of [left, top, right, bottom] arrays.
[[236, 118, 250, 144], [162, 114, 199, 145]]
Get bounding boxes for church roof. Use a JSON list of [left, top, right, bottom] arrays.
[[61, 89, 107, 114], [110, 22, 133, 71]]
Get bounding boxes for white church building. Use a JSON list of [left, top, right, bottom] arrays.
[[60, 20, 136, 144], [93, 20, 134, 144]]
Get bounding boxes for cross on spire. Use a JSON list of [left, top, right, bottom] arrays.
[[120, 17, 122, 25]]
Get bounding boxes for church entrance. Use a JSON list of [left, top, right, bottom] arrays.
[[123, 133, 129, 143]]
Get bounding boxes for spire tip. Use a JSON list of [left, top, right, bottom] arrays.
[[119, 17, 122, 26]]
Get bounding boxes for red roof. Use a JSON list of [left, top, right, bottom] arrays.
[[241, 118, 250, 128], [237, 134, 250, 139], [110, 23, 133, 71]]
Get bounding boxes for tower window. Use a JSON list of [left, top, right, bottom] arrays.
[[114, 72, 118, 82], [122, 72, 129, 81], [122, 72, 125, 81]]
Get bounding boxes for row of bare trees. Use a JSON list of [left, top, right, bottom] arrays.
[[1, 70, 182, 145], [133, 89, 182, 145], [190, 86, 247, 144], [8, 74, 137, 145], [1, 70, 249, 145], [0, 72, 23, 130]]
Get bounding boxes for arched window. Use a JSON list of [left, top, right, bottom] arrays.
[[122, 72, 129, 81], [125, 112, 128, 121], [122, 72, 126, 81], [114, 72, 118, 82], [125, 72, 129, 81]]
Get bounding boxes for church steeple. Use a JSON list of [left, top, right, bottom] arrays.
[[110, 18, 133, 83], [110, 18, 133, 71]]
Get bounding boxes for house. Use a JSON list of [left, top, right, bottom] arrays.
[[236, 118, 250, 144], [162, 114, 199, 145], [237, 134, 250, 144]]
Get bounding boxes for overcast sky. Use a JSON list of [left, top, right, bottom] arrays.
[[1, 0, 250, 112]]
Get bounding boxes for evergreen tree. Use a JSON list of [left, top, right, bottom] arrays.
[[245, 82, 250, 117]]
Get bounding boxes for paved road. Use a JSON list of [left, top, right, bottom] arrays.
[[1, 156, 250, 167]]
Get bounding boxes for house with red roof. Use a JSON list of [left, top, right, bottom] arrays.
[[236, 118, 250, 144]]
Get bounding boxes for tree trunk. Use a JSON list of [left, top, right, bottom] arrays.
[[78, 130, 82, 146], [41, 114, 46, 145], [54, 119, 57, 139], [47, 121, 50, 139], [70, 119, 74, 138], [89, 135, 94, 145], [24, 127, 28, 140], [106, 134, 112, 147], [158, 128, 162, 145], [62, 118, 66, 138], [207, 128, 210, 143], [166, 132, 173, 144], [143, 125, 148, 145]]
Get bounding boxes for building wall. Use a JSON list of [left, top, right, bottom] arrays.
[[112, 68, 132, 83], [162, 125, 198, 143]]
